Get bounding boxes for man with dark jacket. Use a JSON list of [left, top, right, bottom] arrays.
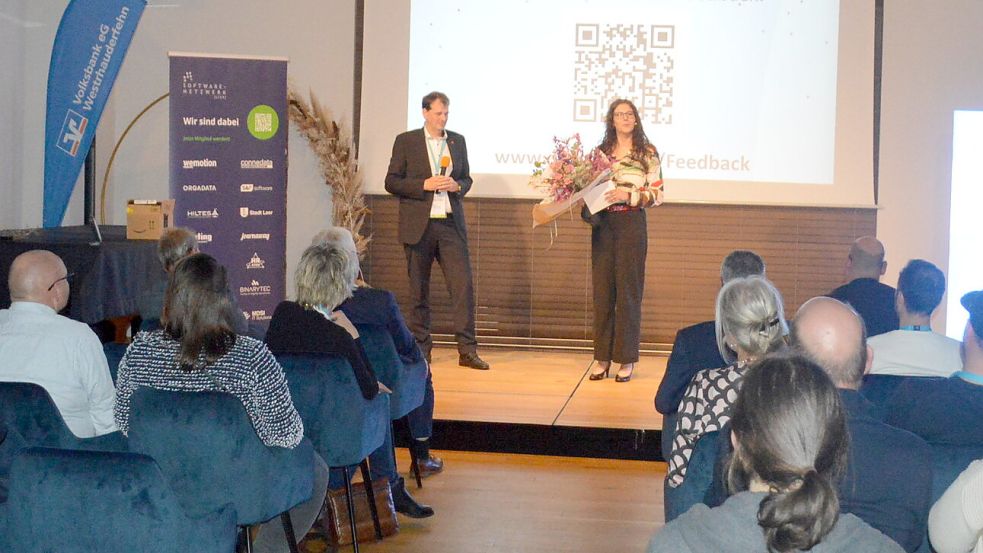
[[791, 296, 932, 552]]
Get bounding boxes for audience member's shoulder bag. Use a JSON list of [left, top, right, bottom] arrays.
[[322, 477, 399, 546]]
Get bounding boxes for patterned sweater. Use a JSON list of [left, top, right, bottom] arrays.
[[667, 361, 750, 487], [114, 330, 303, 448]]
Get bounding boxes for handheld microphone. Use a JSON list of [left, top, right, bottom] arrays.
[[439, 156, 450, 176]]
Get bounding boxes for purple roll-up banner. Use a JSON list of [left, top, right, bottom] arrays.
[[169, 53, 288, 331]]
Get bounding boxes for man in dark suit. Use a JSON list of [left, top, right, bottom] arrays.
[[792, 296, 932, 552], [385, 91, 488, 370], [654, 250, 764, 458], [828, 236, 899, 337]]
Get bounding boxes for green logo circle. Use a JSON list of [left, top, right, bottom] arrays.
[[247, 105, 279, 140]]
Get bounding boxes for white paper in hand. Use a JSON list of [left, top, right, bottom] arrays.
[[584, 180, 617, 214]]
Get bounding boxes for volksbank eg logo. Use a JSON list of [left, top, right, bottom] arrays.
[[57, 109, 88, 157]]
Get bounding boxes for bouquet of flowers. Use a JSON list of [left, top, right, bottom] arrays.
[[529, 134, 612, 227]]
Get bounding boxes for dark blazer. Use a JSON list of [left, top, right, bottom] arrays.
[[655, 321, 726, 415], [828, 278, 899, 337], [838, 390, 933, 553], [264, 301, 379, 400], [339, 287, 424, 365], [384, 128, 473, 245]]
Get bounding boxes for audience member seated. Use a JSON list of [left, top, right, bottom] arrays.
[[0, 250, 117, 438], [314, 227, 443, 478], [828, 236, 899, 337], [114, 253, 327, 552], [886, 290, 983, 446], [791, 297, 933, 552], [655, 250, 765, 417], [929, 459, 983, 553], [264, 241, 434, 518], [868, 259, 962, 377], [666, 276, 787, 489], [648, 355, 904, 553], [137, 227, 254, 336]]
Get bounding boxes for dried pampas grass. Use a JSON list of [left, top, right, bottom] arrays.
[[287, 85, 370, 256]]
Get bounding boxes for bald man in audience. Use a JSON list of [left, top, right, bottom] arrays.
[[0, 250, 117, 437], [791, 297, 932, 552], [828, 236, 900, 337]]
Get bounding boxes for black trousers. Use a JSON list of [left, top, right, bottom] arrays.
[[404, 217, 477, 358], [591, 209, 648, 363]]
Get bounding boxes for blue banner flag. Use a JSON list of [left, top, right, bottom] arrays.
[[43, 0, 146, 228]]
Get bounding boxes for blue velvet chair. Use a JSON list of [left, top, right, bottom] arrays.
[[103, 341, 129, 383], [860, 375, 944, 419], [140, 317, 163, 332], [356, 324, 426, 420], [0, 381, 126, 451], [2, 447, 237, 553], [663, 430, 723, 522], [0, 422, 27, 505], [355, 324, 429, 487], [276, 353, 390, 551], [126, 388, 315, 553], [929, 443, 983, 503]]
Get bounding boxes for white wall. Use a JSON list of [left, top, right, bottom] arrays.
[[0, 4, 27, 228], [878, 1, 983, 329], [4, 0, 355, 297], [7, 1, 980, 324]]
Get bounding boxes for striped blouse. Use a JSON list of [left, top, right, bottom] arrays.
[[114, 330, 304, 449], [611, 153, 664, 208]]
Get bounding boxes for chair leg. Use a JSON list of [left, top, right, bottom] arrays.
[[343, 466, 360, 553], [394, 419, 424, 489], [244, 525, 254, 553], [409, 448, 423, 489], [359, 459, 384, 540], [281, 511, 301, 553]]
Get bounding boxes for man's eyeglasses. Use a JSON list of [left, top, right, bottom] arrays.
[[613, 111, 636, 120], [47, 272, 75, 292]]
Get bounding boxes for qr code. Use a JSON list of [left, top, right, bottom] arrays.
[[254, 113, 273, 133], [573, 24, 675, 125]]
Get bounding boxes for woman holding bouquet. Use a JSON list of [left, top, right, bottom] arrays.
[[588, 99, 664, 383]]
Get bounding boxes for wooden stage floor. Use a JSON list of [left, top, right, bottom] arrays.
[[428, 347, 667, 431]]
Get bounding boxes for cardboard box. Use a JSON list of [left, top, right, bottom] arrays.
[[126, 199, 175, 240]]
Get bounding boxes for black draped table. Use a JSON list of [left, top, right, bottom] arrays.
[[0, 225, 162, 323]]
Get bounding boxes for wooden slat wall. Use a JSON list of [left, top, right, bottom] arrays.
[[361, 196, 876, 348]]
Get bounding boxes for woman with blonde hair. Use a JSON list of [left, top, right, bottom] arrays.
[[265, 242, 434, 518]]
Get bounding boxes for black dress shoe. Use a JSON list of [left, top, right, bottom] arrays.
[[391, 476, 434, 518], [417, 454, 444, 478], [459, 352, 490, 370]]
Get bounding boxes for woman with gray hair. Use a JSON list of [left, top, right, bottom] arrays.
[[665, 275, 788, 488], [264, 241, 434, 518]]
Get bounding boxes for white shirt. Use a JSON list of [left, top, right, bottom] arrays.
[[868, 329, 963, 377], [425, 129, 453, 216], [929, 459, 983, 553], [0, 301, 118, 437]]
